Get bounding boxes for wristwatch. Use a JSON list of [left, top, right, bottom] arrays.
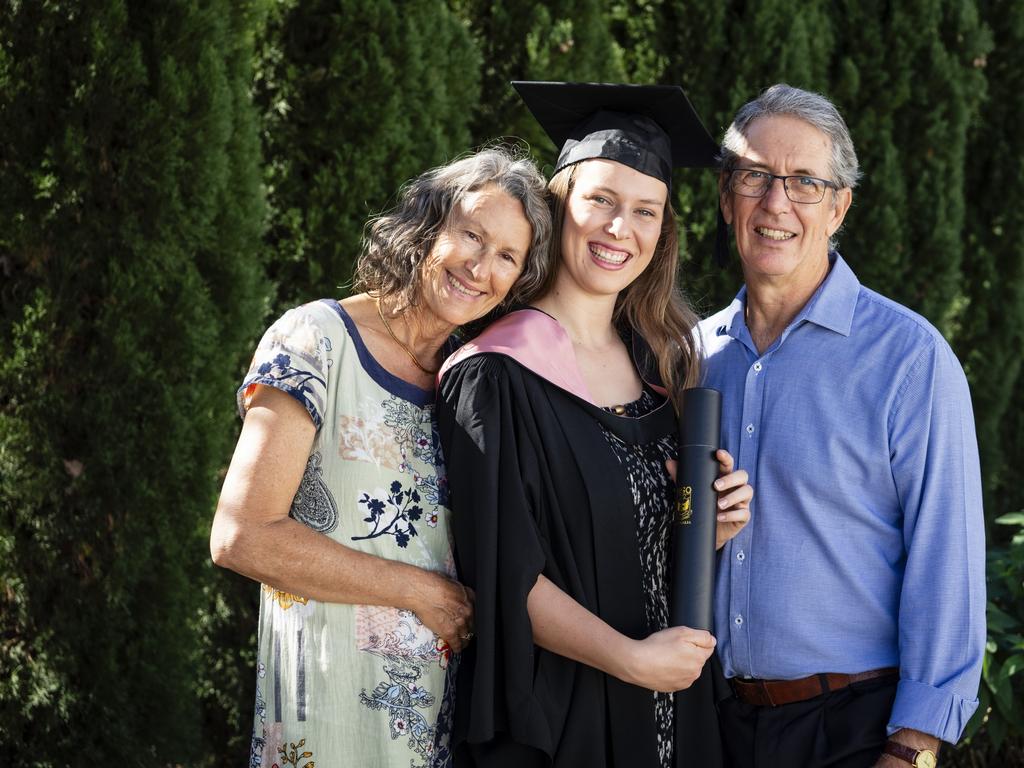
[[883, 740, 938, 768]]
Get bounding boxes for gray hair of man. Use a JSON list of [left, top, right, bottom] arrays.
[[719, 84, 861, 248]]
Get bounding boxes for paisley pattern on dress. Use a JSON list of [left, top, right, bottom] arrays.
[[289, 451, 339, 533], [601, 390, 677, 768]]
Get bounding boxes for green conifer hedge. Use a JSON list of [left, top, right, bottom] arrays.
[[255, 0, 481, 313], [0, 0, 266, 762]]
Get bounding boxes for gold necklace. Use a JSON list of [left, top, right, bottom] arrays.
[[376, 299, 438, 375]]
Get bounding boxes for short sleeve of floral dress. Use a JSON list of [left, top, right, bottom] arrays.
[[238, 299, 458, 768]]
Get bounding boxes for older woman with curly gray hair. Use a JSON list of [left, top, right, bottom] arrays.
[[210, 147, 552, 768]]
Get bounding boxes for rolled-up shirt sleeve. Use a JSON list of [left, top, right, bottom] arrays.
[[886, 339, 986, 743]]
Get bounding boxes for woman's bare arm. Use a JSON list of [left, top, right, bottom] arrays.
[[527, 574, 715, 693], [210, 384, 474, 651]]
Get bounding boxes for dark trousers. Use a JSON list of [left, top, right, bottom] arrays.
[[718, 676, 897, 768]]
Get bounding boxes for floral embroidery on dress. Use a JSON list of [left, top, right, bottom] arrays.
[[337, 412, 404, 467], [382, 400, 450, 502], [289, 452, 338, 533], [244, 351, 328, 428], [358, 610, 449, 768], [360, 663, 436, 759], [411, 472, 448, 514], [382, 398, 439, 466], [263, 307, 332, 370], [341, 395, 450, 550], [262, 584, 310, 611], [251, 683, 268, 768], [353, 480, 424, 548], [275, 738, 315, 768], [429, 652, 458, 768]]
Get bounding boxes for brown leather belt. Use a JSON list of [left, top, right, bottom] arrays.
[[731, 667, 898, 707]]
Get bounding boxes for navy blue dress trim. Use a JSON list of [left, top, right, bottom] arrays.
[[321, 299, 435, 407]]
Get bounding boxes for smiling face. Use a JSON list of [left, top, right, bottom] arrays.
[[721, 114, 852, 290], [554, 159, 669, 302], [418, 185, 533, 327]]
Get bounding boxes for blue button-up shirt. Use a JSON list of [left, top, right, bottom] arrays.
[[698, 254, 985, 743]]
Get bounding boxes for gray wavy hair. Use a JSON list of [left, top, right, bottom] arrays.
[[720, 84, 860, 248], [355, 147, 552, 312]]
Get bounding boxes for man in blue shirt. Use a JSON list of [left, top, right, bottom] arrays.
[[700, 84, 985, 768]]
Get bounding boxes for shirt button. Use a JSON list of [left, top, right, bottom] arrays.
[[753, 361, 763, 372], [736, 550, 746, 562], [734, 614, 744, 626], [746, 424, 755, 435]]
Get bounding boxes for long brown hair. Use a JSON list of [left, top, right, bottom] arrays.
[[527, 163, 702, 408]]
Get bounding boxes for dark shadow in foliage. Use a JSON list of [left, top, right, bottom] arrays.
[[0, 0, 267, 763], [255, 0, 481, 315]]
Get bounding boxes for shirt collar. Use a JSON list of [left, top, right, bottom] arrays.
[[801, 252, 860, 337], [725, 252, 860, 344]]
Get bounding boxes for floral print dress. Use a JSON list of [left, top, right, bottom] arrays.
[[239, 300, 456, 768]]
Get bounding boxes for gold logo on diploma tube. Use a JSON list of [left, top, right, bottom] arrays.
[[676, 486, 693, 524]]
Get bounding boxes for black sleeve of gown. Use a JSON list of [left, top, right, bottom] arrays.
[[438, 355, 562, 763]]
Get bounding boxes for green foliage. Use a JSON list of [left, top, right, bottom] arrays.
[[608, 0, 670, 83], [0, 0, 267, 762], [194, 565, 261, 763], [453, 0, 626, 168], [958, 0, 1024, 519], [949, 4, 1024, 760], [255, 0, 481, 313], [947, 513, 1024, 765]]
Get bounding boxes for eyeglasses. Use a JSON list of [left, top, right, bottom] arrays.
[[728, 168, 840, 204]]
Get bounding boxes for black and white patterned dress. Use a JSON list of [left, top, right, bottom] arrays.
[[601, 389, 677, 768]]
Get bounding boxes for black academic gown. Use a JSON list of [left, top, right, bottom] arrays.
[[437, 338, 725, 768]]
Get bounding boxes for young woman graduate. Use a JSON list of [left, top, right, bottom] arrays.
[[436, 83, 753, 768]]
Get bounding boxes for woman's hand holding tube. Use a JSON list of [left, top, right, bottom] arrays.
[[665, 448, 751, 550], [527, 574, 716, 694], [619, 626, 717, 693]]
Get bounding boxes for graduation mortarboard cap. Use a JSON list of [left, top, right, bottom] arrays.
[[512, 80, 718, 188], [513, 80, 730, 268]]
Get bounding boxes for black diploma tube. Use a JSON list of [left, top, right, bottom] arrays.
[[668, 387, 722, 632]]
